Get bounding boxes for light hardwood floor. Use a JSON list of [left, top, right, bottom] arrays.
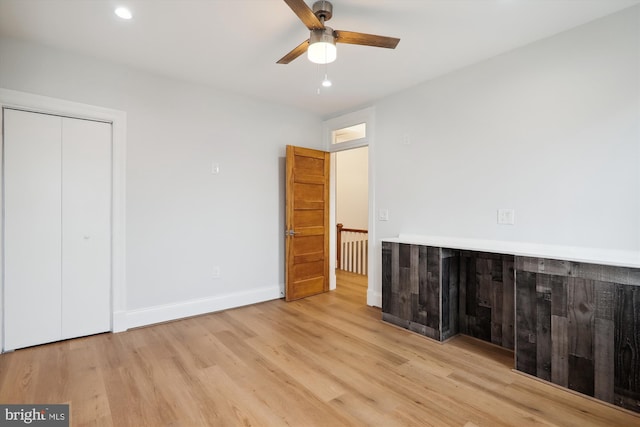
[[1, 270, 638, 426]]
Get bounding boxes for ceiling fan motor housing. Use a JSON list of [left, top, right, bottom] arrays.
[[310, 26, 336, 45], [312, 1, 333, 22]]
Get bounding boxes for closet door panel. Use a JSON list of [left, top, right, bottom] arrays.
[[61, 118, 112, 339], [4, 109, 63, 350]]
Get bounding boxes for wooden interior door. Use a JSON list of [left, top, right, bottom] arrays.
[[285, 145, 330, 301]]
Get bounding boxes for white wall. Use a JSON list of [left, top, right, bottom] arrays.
[[336, 147, 368, 230], [0, 37, 323, 327], [374, 5, 639, 250], [370, 5, 640, 304]]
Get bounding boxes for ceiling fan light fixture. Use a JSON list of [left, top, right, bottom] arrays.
[[308, 27, 337, 64], [308, 42, 336, 64]]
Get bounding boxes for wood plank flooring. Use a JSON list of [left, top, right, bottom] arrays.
[[1, 271, 638, 426]]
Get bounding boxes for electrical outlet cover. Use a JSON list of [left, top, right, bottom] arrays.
[[497, 209, 515, 225]]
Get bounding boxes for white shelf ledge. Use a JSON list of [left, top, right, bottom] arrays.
[[381, 234, 640, 269]]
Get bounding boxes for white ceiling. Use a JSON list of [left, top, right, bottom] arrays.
[[1, 0, 638, 116]]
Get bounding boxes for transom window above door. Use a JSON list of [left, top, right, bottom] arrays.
[[332, 123, 366, 144]]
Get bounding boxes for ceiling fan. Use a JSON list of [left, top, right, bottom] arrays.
[[277, 0, 400, 64]]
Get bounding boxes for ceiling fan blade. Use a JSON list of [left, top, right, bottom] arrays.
[[283, 0, 324, 30], [277, 40, 310, 64], [334, 30, 400, 49]]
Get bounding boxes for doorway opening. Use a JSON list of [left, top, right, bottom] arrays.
[[335, 147, 368, 301], [325, 107, 374, 305]]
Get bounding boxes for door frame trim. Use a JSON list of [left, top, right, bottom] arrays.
[[0, 88, 128, 351], [323, 107, 379, 306]]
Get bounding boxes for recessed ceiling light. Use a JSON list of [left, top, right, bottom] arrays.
[[115, 7, 132, 20]]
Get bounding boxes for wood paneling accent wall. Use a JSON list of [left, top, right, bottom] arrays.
[[382, 243, 640, 413], [382, 245, 515, 348], [381, 242, 459, 341], [515, 256, 640, 412], [459, 251, 515, 350]]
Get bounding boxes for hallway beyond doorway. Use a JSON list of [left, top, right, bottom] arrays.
[[335, 269, 367, 305]]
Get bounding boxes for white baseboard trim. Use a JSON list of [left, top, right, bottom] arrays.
[[118, 286, 281, 331], [112, 311, 128, 333], [367, 289, 381, 308]]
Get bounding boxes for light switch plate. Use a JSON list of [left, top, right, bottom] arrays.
[[378, 209, 389, 221]]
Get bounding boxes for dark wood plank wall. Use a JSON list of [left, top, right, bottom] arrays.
[[382, 245, 516, 347], [382, 244, 640, 414], [382, 242, 441, 340], [442, 248, 460, 341], [515, 270, 537, 376], [381, 243, 459, 341], [515, 256, 640, 413], [459, 251, 515, 350], [615, 285, 640, 411], [422, 245, 440, 338]]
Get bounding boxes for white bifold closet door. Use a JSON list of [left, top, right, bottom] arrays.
[[4, 108, 111, 351]]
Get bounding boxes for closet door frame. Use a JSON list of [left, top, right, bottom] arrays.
[[0, 89, 128, 352]]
